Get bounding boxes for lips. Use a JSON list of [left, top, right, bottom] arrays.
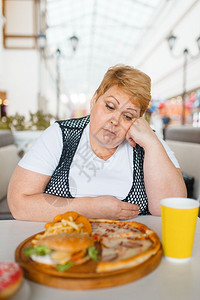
[[103, 128, 116, 136]]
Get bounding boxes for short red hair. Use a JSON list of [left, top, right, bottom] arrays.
[[96, 64, 151, 116]]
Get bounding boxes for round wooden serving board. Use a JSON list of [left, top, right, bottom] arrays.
[[15, 232, 162, 290]]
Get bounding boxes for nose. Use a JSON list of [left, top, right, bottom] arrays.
[[110, 111, 120, 126]]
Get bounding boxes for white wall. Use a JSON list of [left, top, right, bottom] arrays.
[[1, 45, 68, 119], [2, 49, 39, 117], [0, 1, 4, 89], [0, 1, 40, 118], [127, 0, 200, 99]]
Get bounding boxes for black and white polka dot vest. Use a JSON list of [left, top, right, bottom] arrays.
[[44, 115, 150, 215]]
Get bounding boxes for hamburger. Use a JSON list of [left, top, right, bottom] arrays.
[[24, 233, 98, 272]]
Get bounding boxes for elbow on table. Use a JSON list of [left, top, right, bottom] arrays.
[[7, 190, 26, 221], [7, 199, 23, 221], [181, 185, 188, 198], [166, 185, 188, 199], [148, 206, 161, 217], [9, 209, 21, 221], [148, 187, 188, 217]]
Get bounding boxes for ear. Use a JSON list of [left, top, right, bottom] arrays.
[[90, 92, 97, 111]]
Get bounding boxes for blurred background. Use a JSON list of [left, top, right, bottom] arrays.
[[0, 0, 200, 129]]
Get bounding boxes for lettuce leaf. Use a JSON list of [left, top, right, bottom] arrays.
[[56, 262, 75, 272], [87, 246, 99, 261], [24, 247, 36, 257], [24, 245, 51, 257]]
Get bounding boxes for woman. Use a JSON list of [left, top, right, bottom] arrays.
[[8, 65, 187, 221]]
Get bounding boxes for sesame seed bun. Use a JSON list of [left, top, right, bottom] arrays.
[[35, 233, 94, 253]]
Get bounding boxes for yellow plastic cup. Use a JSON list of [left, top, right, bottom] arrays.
[[161, 197, 199, 262]]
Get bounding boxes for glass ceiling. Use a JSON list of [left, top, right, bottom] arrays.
[[45, 0, 162, 97]]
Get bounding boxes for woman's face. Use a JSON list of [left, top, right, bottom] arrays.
[[89, 85, 141, 151]]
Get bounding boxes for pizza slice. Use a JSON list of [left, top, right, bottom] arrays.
[[90, 219, 161, 273]]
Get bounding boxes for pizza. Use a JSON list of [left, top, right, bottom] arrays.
[[90, 219, 161, 273], [23, 212, 162, 274]]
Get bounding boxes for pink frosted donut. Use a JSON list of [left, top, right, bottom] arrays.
[[0, 262, 23, 299]]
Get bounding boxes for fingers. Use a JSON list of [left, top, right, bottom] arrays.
[[126, 120, 138, 147], [94, 196, 140, 220], [118, 209, 139, 220], [118, 202, 140, 220], [120, 201, 139, 211], [127, 137, 136, 148]]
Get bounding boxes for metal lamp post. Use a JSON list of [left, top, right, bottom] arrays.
[[55, 48, 61, 120], [37, 33, 46, 112], [37, 33, 79, 120], [167, 34, 200, 125]]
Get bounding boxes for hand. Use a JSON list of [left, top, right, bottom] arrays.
[[126, 117, 158, 150], [91, 196, 139, 220]]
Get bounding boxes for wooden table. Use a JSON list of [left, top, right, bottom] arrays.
[[0, 216, 200, 300]]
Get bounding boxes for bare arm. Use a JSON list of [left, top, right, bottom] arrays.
[[7, 166, 139, 221], [126, 118, 187, 216], [143, 140, 187, 215]]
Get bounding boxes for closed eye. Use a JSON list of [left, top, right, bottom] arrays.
[[105, 103, 115, 110], [123, 114, 134, 121]]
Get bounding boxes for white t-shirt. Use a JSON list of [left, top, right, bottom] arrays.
[[18, 123, 179, 200]]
